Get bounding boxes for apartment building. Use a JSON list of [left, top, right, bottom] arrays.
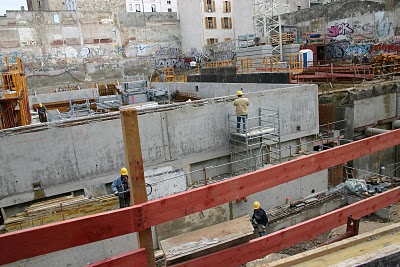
[[126, 0, 178, 13], [179, 0, 234, 53]]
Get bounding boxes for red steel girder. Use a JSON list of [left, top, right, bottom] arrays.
[[1, 129, 400, 265]]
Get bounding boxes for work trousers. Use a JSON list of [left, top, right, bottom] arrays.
[[236, 115, 248, 132], [118, 193, 130, 208]]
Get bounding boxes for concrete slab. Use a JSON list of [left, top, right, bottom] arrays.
[[159, 215, 254, 265]]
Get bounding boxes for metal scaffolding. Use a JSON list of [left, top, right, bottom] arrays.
[[228, 108, 281, 174], [253, 0, 283, 59], [0, 57, 31, 129]]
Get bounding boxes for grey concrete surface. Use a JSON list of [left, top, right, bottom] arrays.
[[0, 84, 319, 210]]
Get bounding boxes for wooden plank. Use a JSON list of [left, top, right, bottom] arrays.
[[170, 187, 400, 267], [160, 216, 254, 265], [1, 130, 400, 265], [120, 107, 156, 267], [267, 222, 400, 267], [86, 248, 148, 267]]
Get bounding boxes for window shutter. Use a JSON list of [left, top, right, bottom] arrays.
[[207, 39, 211, 45], [216, 38, 218, 43], [229, 18, 232, 28], [221, 18, 224, 29], [205, 18, 209, 29], [213, 17, 216, 29], [212, 1, 215, 12], [204, 0, 207, 11], [228, 1, 231, 12]]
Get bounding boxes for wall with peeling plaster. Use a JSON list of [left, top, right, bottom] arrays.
[[0, 10, 181, 88]]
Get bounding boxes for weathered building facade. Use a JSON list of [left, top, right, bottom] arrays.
[[0, 11, 181, 87]]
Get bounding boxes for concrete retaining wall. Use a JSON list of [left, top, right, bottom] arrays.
[[0, 84, 319, 208], [152, 82, 301, 99]]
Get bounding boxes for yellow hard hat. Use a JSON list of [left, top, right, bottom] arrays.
[[236, 91, 243, 96], [39, 103, 43, 107], [120, 167, 128, 176], [353, 54, 357, 56], [254, 201, 260, 209]]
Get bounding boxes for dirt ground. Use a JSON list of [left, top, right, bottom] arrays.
[[246, 202, 400, 266]]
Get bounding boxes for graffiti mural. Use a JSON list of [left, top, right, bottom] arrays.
[[204, 40, 235, 61], [327, 22, 354, 38]]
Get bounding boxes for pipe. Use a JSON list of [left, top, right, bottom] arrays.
[[393, 120, 400, 129], [365, 128, 390, 137]]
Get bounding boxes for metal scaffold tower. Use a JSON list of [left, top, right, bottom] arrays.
[[253, 0, 283, 59], [228, 108, 281, 174]]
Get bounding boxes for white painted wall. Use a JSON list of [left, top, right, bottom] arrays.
[[126, 0, 178, 13], [178, 0, 204, 52]]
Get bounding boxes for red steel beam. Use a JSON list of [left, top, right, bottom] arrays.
[[142, 129, 400, 228], [1, 129, 400, 265], [171, 187, 400, 267], [86, 248, 148, 267], [0, 207, 144, 265]]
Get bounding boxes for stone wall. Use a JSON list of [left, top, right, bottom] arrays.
[[76, 0, 126, 11], [0, 11, 181, 88], [281, 1, 400, 60]]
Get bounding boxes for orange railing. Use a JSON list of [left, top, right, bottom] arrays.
[[1, 129, 400, 266]]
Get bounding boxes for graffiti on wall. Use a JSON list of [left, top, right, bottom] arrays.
[[327, 22, 354, 38], [325, 42, 400, 60], [204, 40, 235, 61], [327, 12, 394, 43]]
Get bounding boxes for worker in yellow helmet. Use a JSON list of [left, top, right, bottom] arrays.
[[252, 201, 269, 237], [37, 103, 48, 123], [112, 167, 130, 208], [362, 54, 369, 64], [233, 89, 249, 133], [352, 54, 359, 65]]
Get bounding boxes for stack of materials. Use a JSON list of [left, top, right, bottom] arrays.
[[5, 195, 119, 232], [372, 54, 400, 77], [271, 32, 295, 46]]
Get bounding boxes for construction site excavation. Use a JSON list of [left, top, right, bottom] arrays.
[[0, 0, 400, 266]]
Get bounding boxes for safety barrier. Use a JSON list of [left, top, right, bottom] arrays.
[[1, 129, 400, 266]]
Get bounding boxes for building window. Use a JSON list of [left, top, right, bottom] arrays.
[[151, 4, 156, 12], [205, 17, 216, 29], [136, 4, 141, 12], [225, 38, 231, 42], [204, 0, 215, 12], [207, 38, 218, 45], [221, 17, 232, 29], [167, 0, 171, 4], [37, 0, 41, 8], [223, 1, 231, 13], [128, 4, 133, 11], [168, 8, 172, 12]]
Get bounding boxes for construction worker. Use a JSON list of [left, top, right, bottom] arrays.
[[112, 167, 130, 208], [352, 54, 359, 64], [362, 54, 370, 64], [233, 90, 249, 133], [37, 103, 47, 123], [252, 201, 269, 237]]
